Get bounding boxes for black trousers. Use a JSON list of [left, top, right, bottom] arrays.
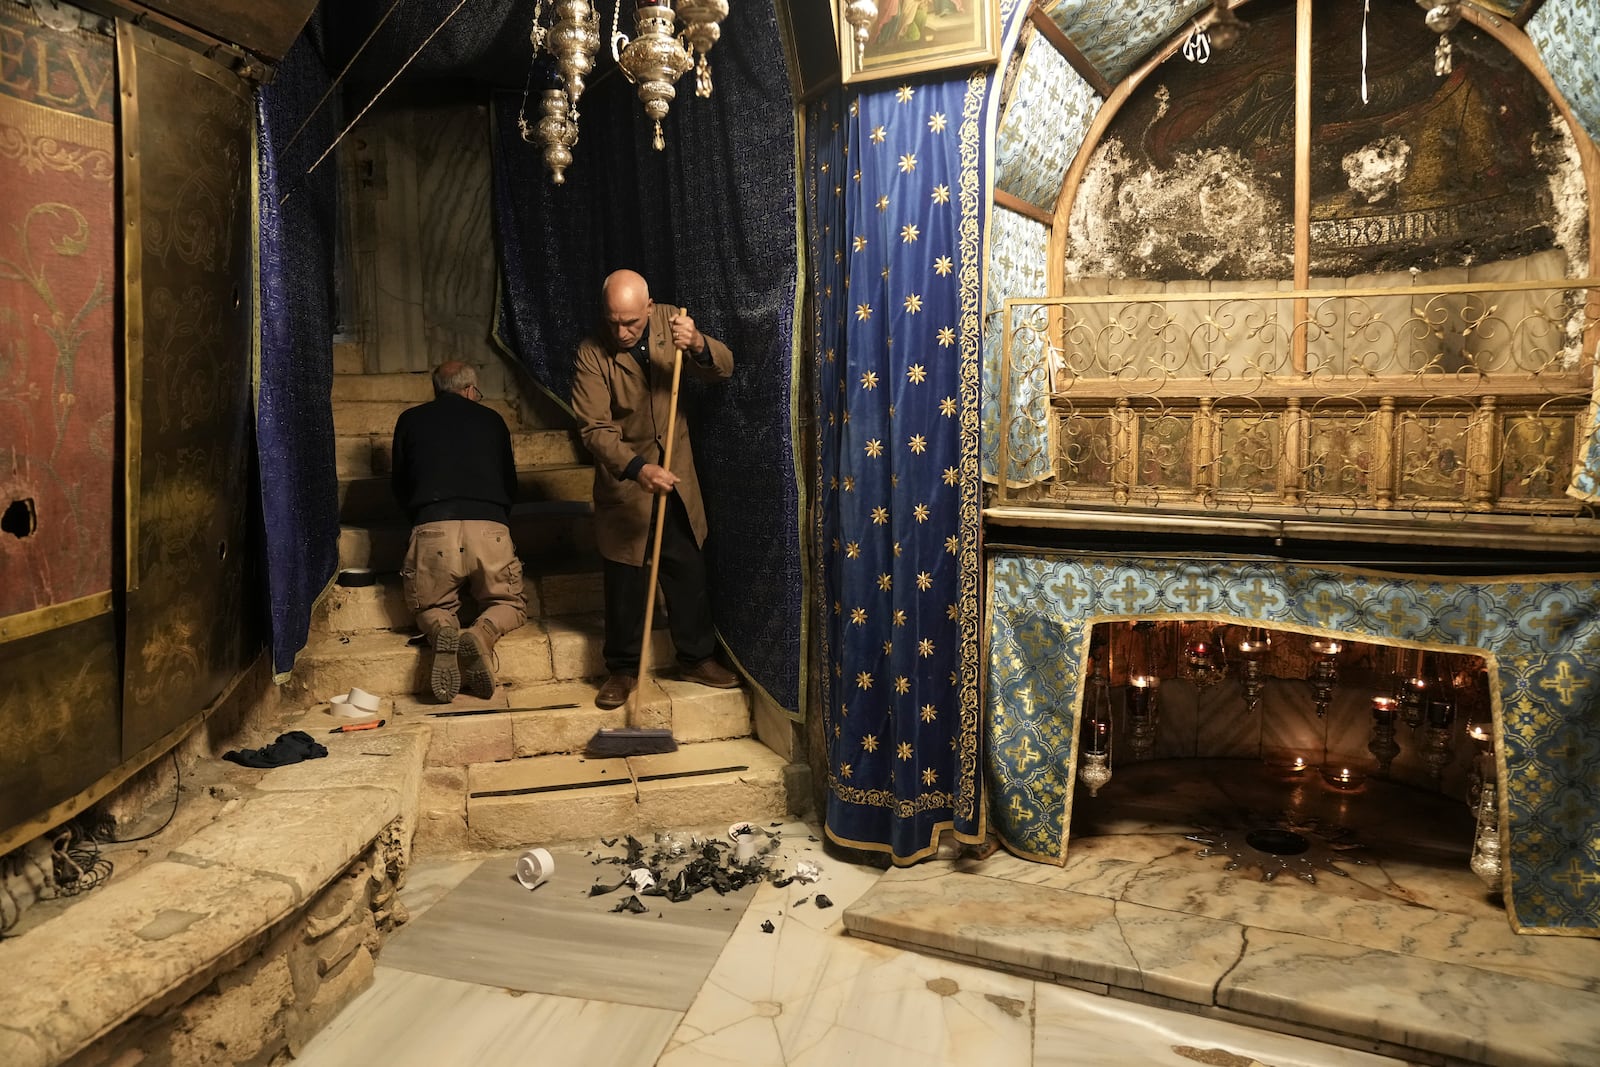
[[602, 492, 717, 674]]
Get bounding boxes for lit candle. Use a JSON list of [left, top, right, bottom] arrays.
[[1084, 718, 1110, 755], [1371, 695, 1397, 721], [1292, 757, 1307, 771], [1467, 724, 1490, 743], [1311, 638, 1342, 656], [1127, 676, 1154, 718]]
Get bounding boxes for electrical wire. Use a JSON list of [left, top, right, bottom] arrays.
[[103, 751, 182, 844], [282, 0, 413, 154]]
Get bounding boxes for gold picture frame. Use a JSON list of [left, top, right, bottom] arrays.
[[839, 0, 1001, 85]]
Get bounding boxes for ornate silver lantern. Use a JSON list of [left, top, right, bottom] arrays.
[[842, 0, 877, 66], [613, 2, 694, 150], [675, 0, 727, 98], [548, 0, 602, 111], [535, 89, 579, 184]]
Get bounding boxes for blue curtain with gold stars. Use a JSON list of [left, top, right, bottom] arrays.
[[806, 71, 990, 862]]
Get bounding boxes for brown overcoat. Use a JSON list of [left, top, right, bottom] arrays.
[[570, 302, 733, 566]]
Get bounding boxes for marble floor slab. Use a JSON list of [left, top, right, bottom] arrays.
[[290, 968, 681, 1067], [378, 848, 755, 1011]]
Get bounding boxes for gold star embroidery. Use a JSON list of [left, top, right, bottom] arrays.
[[934, 255, 953, 276], [947, 602, 960, 620], [843, 475, 855, 492], [829, 474, 839, 489], [831, 536, 840, 552], [937, 326, 955, 346], [907, 363, 926, 383], [877, 573, 892, 590], [845, 541, 860, 558], [896, 85, 914, 103], [892, 541, 902, 557], [916, 571, 933, 590], [849, 100, 859, 117], [865, 438, 883, 457], [894, 676, 910, 695], [840, 762, 853, 779], [882, 639, 894, 655], [931, 184, 949, 203], [862, 733, 879, 751], [850, 606, 867, 625], [900, 223, 920, 243], [833, 599, 841, 614], [834, 184, 842, 197], [893, 609, 907, 626], [860, 370, 879, 389], [825, 347, 835, 362], [919, 638, 935, 657], [853, 235, 867, 252], [913, 503, 930, 522], [856, 303, 873, 322], [876, 195, 890, 212], [820, 161, 830, 174], [928, 111, 947, 133], [871, 506, 889, 525], [921, 703, 938, 722], [857, 672, 873, 690], [904, 293, 923, 313], [898, 153, 917, 173], [942, 466, 958, 485], [922, 767, 938, 786], [939, 396, 957, 416], [945, 535, 960, 554], [896, 740, 913, 759], [909, 434, 927, 454], [870, 125, 886, 143], [853, 169, 862, 182]]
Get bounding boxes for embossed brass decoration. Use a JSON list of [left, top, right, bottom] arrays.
[[612, 1, 693, 151], [519, 0, 600, 181]]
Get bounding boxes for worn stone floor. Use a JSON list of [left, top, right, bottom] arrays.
[[293, 817, 1424, 1067]]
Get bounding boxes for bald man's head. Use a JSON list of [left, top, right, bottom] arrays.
[[602, 269, 653, 349]]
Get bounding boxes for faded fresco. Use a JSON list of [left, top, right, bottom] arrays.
[[1067, 0, 1584, 280], [0, 7, 117, 617]]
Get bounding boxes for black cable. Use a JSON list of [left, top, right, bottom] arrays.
[[103, 751, 181, 844]]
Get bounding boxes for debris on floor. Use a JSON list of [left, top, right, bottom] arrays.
[[587, 828, 818, 910]]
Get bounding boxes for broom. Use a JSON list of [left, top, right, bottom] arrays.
[[586, 309, 689, 758]]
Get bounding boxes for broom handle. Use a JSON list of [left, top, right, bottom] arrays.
[[629, 309, 688, 722]]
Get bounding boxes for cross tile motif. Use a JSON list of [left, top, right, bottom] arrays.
[[1538, 659, 1588, 706], [1173, 573, 1213, 611], [1109, 574, 1145, 613]]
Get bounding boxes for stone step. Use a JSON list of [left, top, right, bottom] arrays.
[[313, 563, 604, 633], [461, 738, 790, 850], [331, 371, 434, 403], [338, 465, 592, 524], [333, 427, 587, 480], [292, 612, 668, 702], [405, 677, 751, 768], [338, 502, 593, 571], [333, 398, 521, 436]]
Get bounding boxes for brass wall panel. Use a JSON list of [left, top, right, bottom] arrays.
[[144, 0, 317, 62], [0, 616, 121, 842], [120, 26, 260, 758]]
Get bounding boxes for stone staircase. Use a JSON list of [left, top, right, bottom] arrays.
[[292, 358, 795, 855]]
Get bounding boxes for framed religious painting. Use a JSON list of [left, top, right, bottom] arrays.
[[838, 0, 1001, 85]]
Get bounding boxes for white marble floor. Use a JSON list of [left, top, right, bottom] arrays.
[[293, 823, 1408, 1067]]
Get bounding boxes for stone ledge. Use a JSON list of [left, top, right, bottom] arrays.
[[0, 722, 430, 1067]]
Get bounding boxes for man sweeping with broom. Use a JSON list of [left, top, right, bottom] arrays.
[[570, 269, 740, 739]]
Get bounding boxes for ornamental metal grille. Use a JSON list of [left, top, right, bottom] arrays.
[[993, 275, 1600, 524]]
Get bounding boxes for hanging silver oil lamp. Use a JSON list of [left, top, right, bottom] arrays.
[[613, 0, 693, 150], [675, 0, 727, 98]]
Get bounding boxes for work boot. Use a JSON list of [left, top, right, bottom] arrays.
[[459, 623, 498, 700], [430, 624, 461, 703]]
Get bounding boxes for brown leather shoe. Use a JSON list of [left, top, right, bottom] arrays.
[[595, 673, 635, 709], [680, 658, 740, 689]]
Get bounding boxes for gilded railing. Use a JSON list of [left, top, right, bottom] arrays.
[[992, 279, 1600, 529]]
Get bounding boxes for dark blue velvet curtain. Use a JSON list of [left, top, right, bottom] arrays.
[[256, 24, 340, 676], [807, 70, 991, 862], [491, 1, 802, 710]]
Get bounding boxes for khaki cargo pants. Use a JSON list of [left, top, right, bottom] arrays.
[[401, 520, 526, 646]]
